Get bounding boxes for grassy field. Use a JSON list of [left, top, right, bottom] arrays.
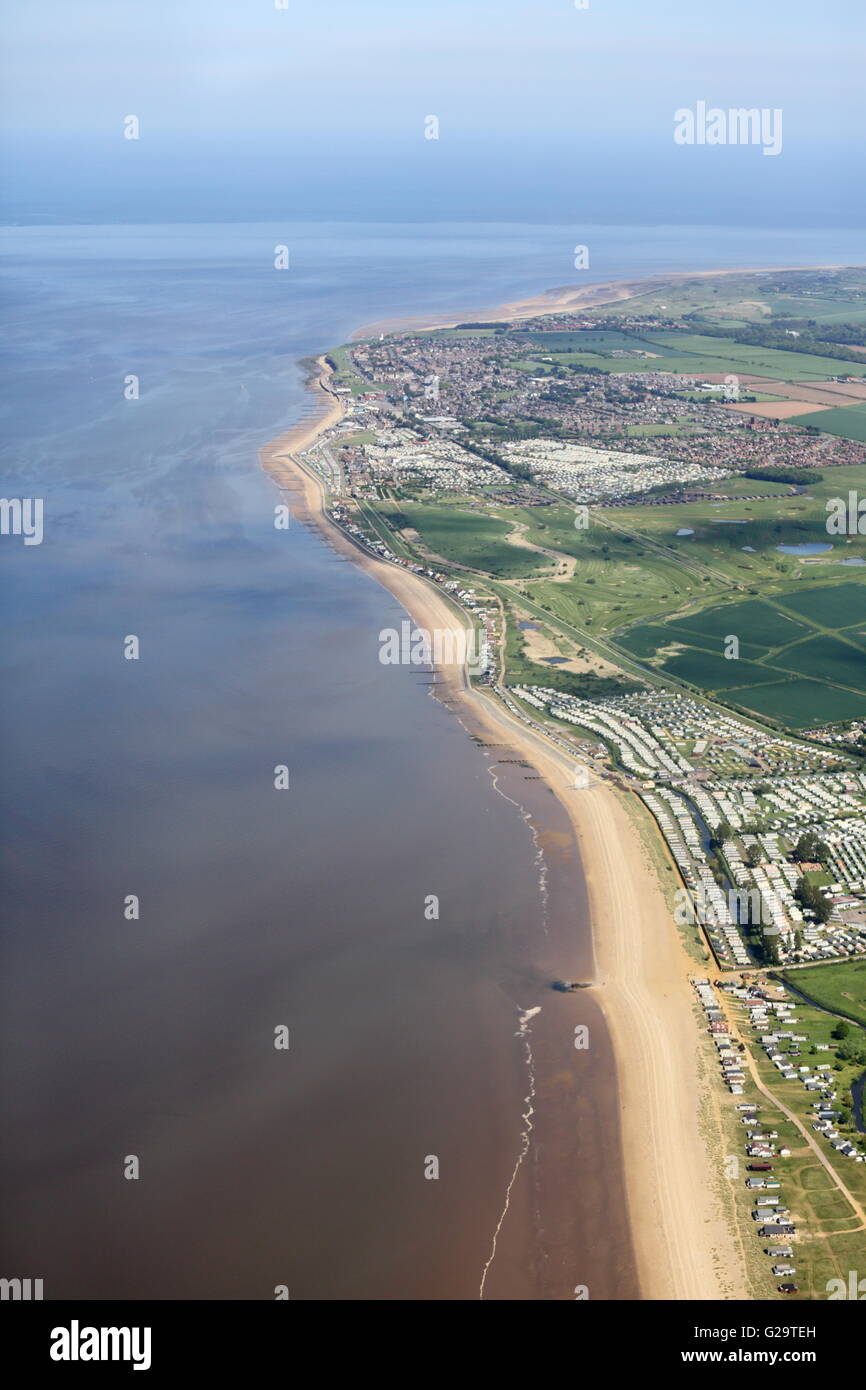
[[777, 582, 866, 627], [377, 501, 548, 577], [580, 269, 866, 328], [790, 404, 866, 443], [625, 422, 706, 437], [511, 329, 866, 383], [781, 962, 866, 1029], [712, 476, 796, 497], [671, 599, 809, 648], [647, 332, 866, 381], [716, 988, 866, 1300]]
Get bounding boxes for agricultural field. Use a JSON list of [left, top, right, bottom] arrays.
[[790, 404, 866, 443], [614, 585, 866, 728], [777, 583, 866, 628], [509, 327, 866, 384], [715, 678, 866, 728], [670, 600, 809, 648], [646, 333, 866, 382]]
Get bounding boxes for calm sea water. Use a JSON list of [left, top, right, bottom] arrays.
[[2, 223, 861, 1299]]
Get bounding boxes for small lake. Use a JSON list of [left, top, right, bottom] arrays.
[[542, 656, 568, 664], [776, 543, 834, 556], [518, 621, 541, 630], [711, 519, 748, 524], [837, 558, 866, 567], [676, 528, 694, 536]]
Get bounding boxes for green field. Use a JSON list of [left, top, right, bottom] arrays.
[[377, 502, 547, 577], [777, 584, 866, 628], [717, 678, 866, 727], [647, 332, 866, 381], [781, 961, 866, 1028], [618, 621, 767, 660], [511, 327, 866, 384], [662, 650, 780, 688], [672, 599, 810, 649], [625, 422, 706, 437], [791, 404, 866, 443], [614, 585, 866, 726], [774, 634, 866, 686], [580, 269, 866, 328]]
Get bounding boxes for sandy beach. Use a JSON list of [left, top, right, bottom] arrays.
[[258, 340, 750, 1298], [355, 264, 850, 340]]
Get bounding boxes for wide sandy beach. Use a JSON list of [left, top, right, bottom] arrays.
[[260, 311, 750, 1299]]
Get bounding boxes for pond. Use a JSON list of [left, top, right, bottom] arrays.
[[775, 543, 834, 556]]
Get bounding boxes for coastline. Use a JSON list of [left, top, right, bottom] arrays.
[[354, 263, 851, 339], [259, 322, 749, 1299]]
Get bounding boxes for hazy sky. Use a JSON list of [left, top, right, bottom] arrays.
[[1, 0, 863, 225]]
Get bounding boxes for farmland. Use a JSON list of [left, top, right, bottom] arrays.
[[790, 404, 866, 443], [509, 327, 866, 386], [614, 584, 866, 728]]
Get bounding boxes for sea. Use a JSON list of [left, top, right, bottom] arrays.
[[2, 222, 864, 1300]]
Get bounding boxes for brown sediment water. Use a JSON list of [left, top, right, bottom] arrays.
[[252, 446, 640, 1299]]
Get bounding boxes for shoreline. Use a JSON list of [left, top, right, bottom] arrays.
[[353, 263, 853, 339], [259, 293, 751, 1299]]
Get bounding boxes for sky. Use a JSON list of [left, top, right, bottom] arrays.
[[1, 0, 864, 225]]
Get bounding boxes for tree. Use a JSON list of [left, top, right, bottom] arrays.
[[745, 844, 762, 868], [794, 876, 832, 924], [710, 821, 732, 849], [793, 831, 829, 863], [832, 1021, 851, 1041], [762, 935, 781, 966]]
